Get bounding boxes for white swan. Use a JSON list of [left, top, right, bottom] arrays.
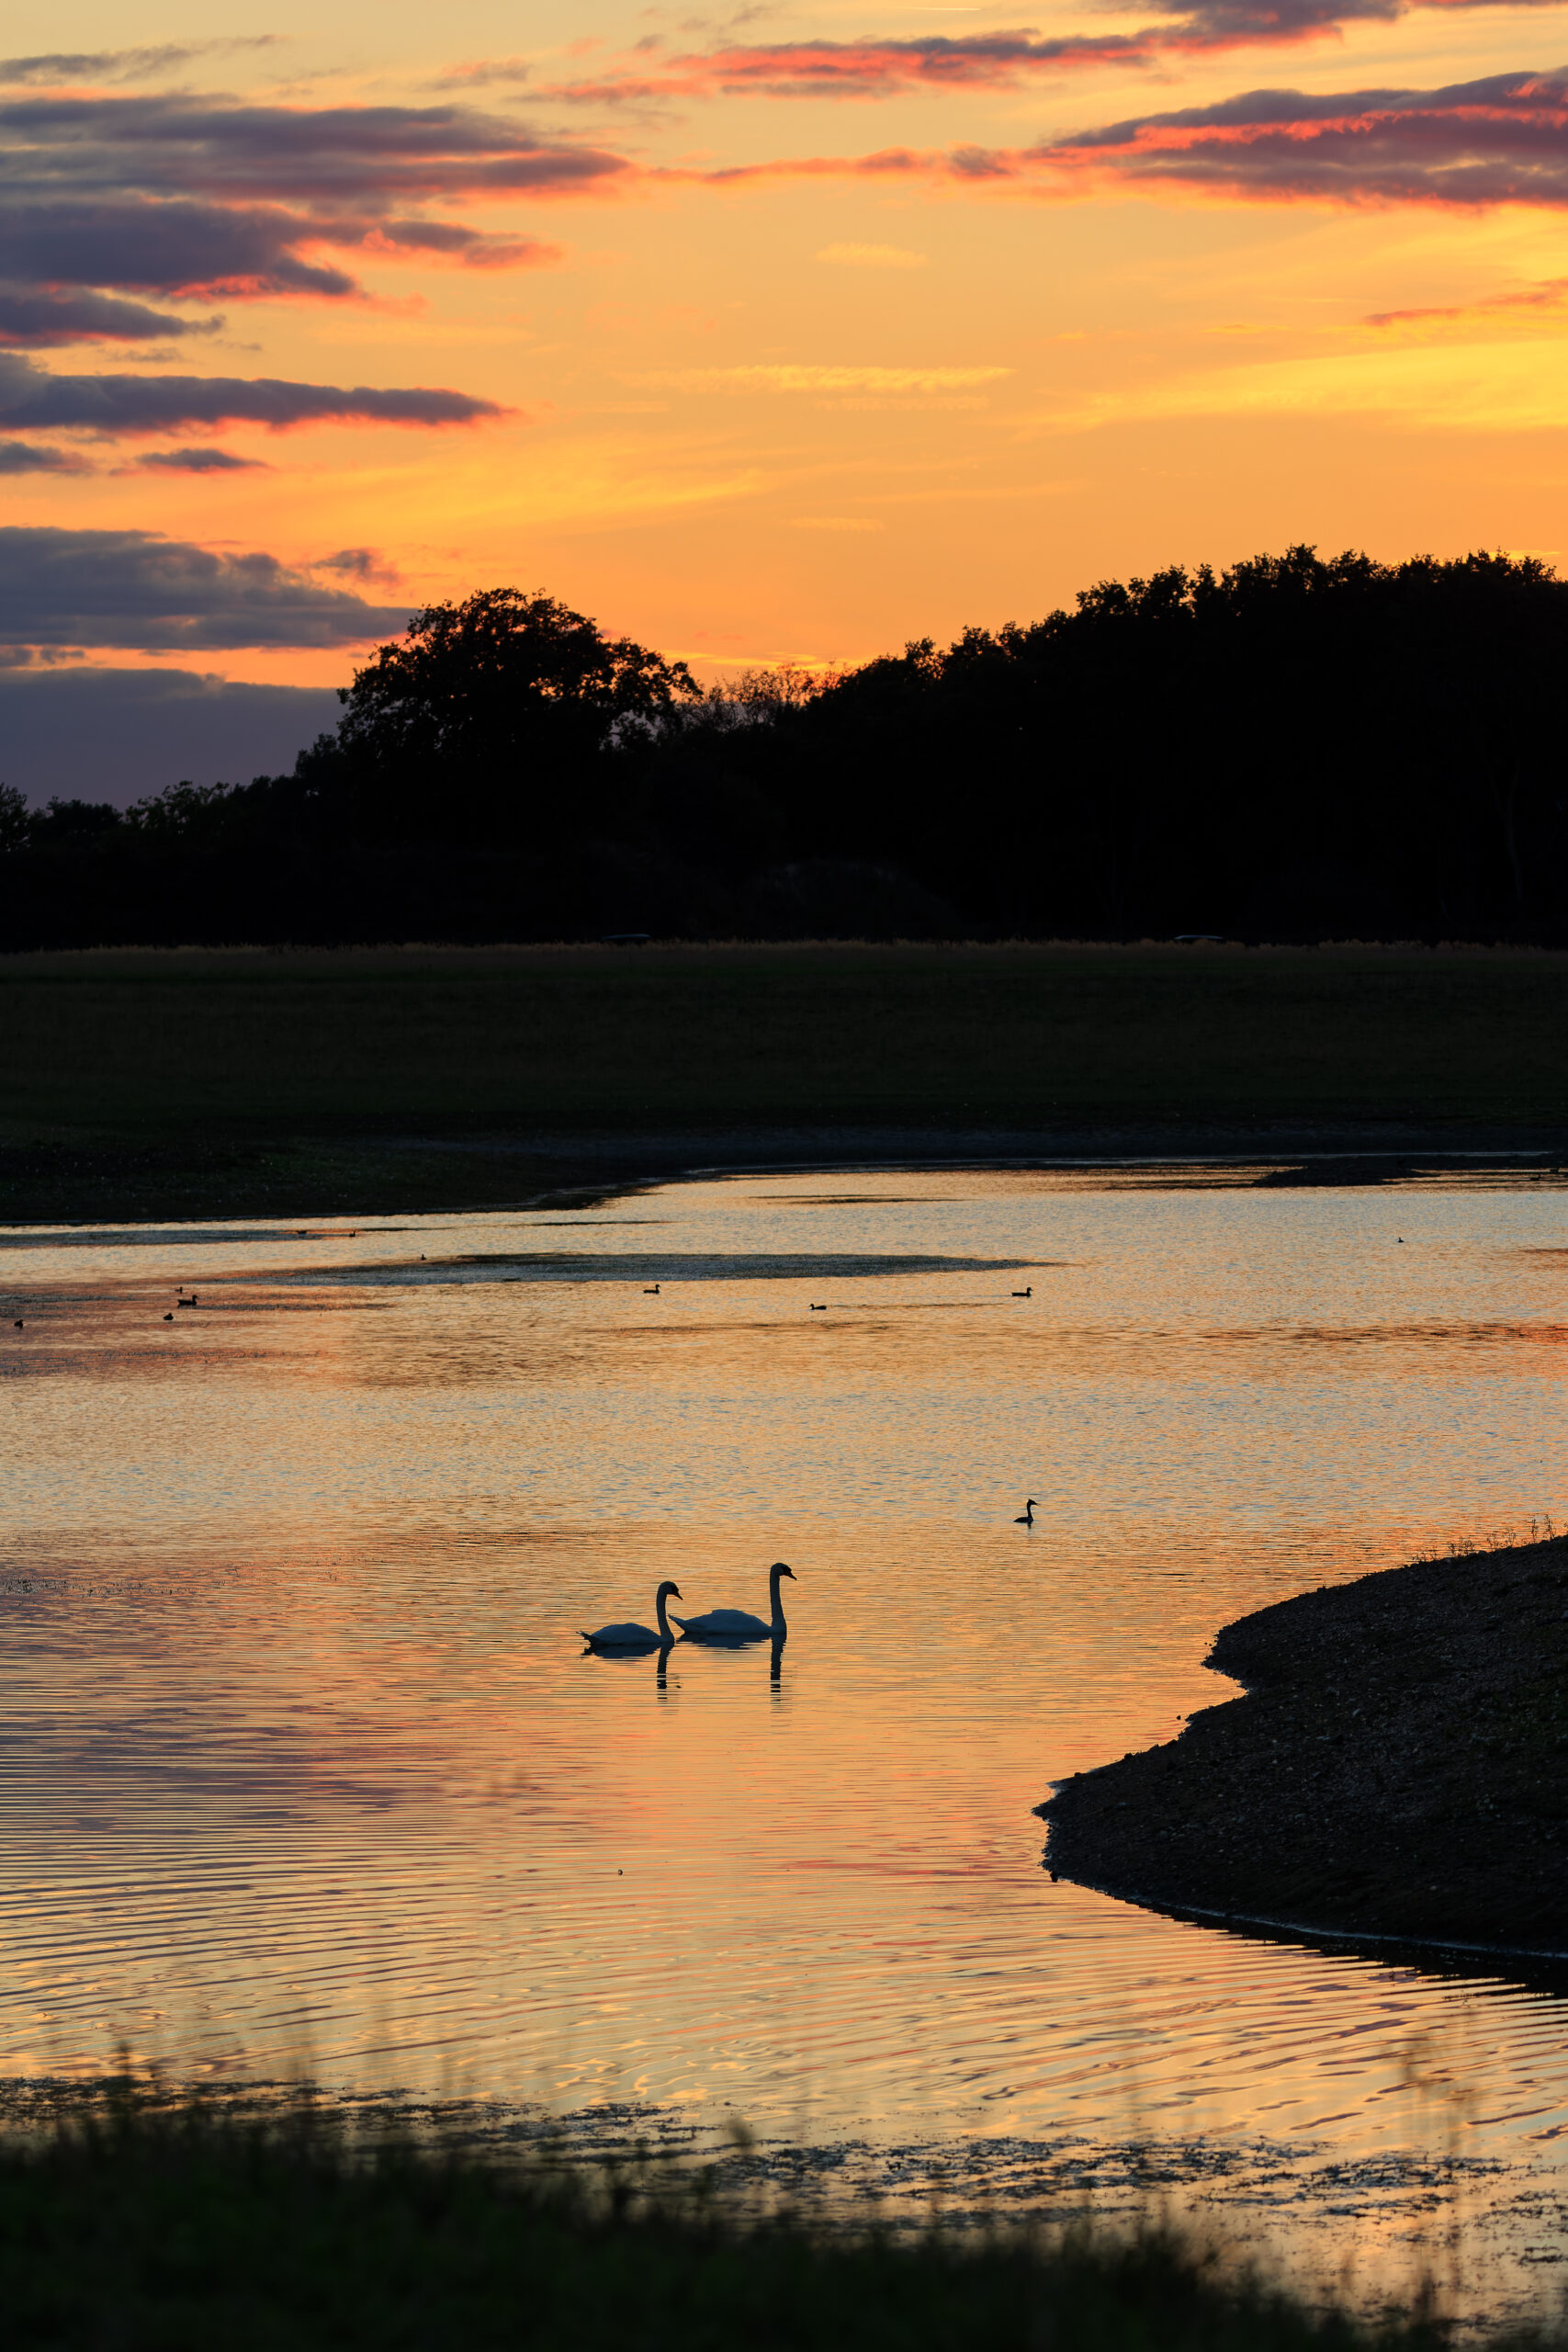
[[672, 1563, 795, 1643], [581, 1580, 682, 1652]]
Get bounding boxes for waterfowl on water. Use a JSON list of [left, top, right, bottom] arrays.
[[673, 1563, 795, 1643], [809, 1303, 826, 1311], [1012, 1286, 1032, 1298], [1014, 1499, 1037, 1526], [644, 1283, 660, 1295], [581, 1580, 682, 1653]]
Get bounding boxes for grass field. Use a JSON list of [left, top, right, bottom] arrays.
[[3, 941, 1566, 1219], [0, 2093, 1480, 2351]]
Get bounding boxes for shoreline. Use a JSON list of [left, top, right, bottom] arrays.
[[1041, 1533, 1568, 1960], [6, 1122, 1568, 1227]]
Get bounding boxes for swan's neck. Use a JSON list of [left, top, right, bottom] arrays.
[[656, 1589, 671, 1638], [769, 1569, 788, 1634]]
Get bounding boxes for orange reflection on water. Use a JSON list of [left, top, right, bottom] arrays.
[[4, 1167, 1568, 2313]]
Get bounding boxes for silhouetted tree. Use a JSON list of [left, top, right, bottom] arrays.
[[0, 783, 28, 853], [331, 588, 700, 844], [6, 549, 1568, 948]]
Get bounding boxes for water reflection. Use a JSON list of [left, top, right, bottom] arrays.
[[3, 1165, 1568, 2312]]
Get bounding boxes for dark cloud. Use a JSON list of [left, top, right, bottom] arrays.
[[0, 526, 412, 653], [698, 67, 1568, 216], [0, 435, 81, 470], [0, 198, 560, 319], [0, 93, 628, 204], [0, 90, 622, 370], [136, 447, 266, 472], [0, 664, 341, 807], [0, 41, 283, 87], [0, 278, 219, 345], [532, 5, 1553, 101], [316, 547, 399, 582], [1050, 70, 1568, 206], [0, 352, 502, 432], [2, 199, 361, 301], [367, 219, 563, 268]]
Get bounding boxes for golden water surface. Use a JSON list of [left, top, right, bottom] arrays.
[[5, 1164, 1568, 2308]]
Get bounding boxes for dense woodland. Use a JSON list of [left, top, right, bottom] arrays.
[[4, 545, 1565, 948]]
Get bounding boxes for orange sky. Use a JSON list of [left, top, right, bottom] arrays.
[[6, 0, 1568, 695]]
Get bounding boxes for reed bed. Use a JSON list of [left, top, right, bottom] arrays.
[[0, 2078, 1553, 2351]]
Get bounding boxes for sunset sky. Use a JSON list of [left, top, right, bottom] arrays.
[[6, 0, 1568, 793]]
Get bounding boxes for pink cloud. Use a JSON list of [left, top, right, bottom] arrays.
[[672, 71, 1568, 217], [1048, 71, 1568, 208], [533, 6, 1561, 103]]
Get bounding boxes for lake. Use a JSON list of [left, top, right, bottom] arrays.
[[5, 1161, 1568, 2312]]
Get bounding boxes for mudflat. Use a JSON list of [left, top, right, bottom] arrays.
[[1041, 1533, 1568, 1954]]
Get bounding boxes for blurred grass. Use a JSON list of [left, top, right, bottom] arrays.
[[6, 941, 1568, 1134], [0, 2089, 1486, 2352], [3, 941, 1567, 1218]]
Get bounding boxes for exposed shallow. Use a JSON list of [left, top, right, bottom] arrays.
[[1043, 1532, 1568, 1952]]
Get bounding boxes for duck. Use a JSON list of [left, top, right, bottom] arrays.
[[809, 1303, 826, 1312], [580, 1580, 682, 1653], [644, 1283, 661, 1295], [672, 1563, 795, 1643], [1012, 1285, 1032, 1298], [1014, 1498, 1037, 1526]]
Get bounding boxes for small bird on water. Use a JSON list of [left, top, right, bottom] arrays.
[[1014, 1498, 1037, 1526], [644, 1283, 660, 1295], [1012, 1285, 1032, 1298]]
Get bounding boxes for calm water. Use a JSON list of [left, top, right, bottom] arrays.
[[5, 1164, 1568, 2307]]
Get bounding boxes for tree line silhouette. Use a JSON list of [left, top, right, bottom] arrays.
[[5, 546, 1564, 948]]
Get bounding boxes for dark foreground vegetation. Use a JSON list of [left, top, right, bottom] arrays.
[[6, 547, 1568, 950], [0, 2090, 1520, 2349], [5, 942, 1568, 1221], [1043, 1531, 1568, 1952]]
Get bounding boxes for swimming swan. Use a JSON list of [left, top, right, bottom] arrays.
[[672, 1563, 795, 1643], [1014, 1498, 1037, 1525], [581, 1580, 682, 1652]]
